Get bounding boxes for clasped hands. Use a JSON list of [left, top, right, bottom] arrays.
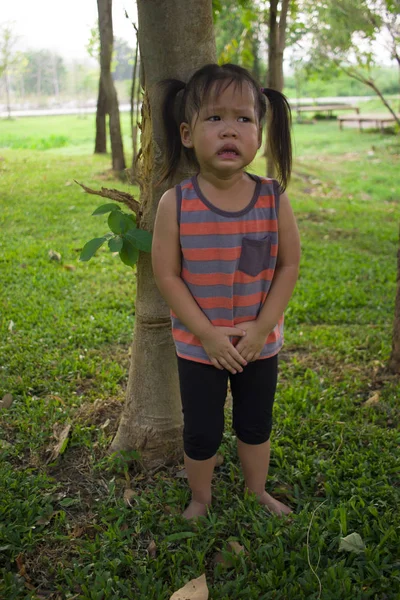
[[199, 322, 270, 374]]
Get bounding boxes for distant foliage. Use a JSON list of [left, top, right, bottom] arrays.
[[22, 50, 66, 96]]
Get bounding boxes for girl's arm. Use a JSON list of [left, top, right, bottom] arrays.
[[152, 188, 212, 339], [152, 188, 247, 373], [255, 190, 301, 334]]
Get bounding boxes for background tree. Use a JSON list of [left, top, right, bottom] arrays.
[[214, 0, 259, 75], [113, 37, 134, 80], [87, 24, 108, 154], [303, 0, 400, 126], [22, 49, 66, 96], [0, 24, 24, 118], [96, 1, 126, 169], [110, 0, 216, 466]]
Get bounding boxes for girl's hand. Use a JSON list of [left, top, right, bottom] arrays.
[[199, 327, 248, 374], [234, 321, 269, 363]]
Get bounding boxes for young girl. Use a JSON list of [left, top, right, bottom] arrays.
[[152, 63, 300, 520]]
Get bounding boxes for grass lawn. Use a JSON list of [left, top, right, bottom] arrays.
[[0, 116, 399, 599]]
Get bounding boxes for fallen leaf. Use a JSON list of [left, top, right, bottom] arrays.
[[0, 393, 13, 409], [63, 264, 76, 271], [169, 574, 208, 600], [213, 540, 245, 567], [339, 532, 366, 554], [147, 539, 157, 558], [363, 392, 380, 407], [123, 489, 136, 506], [215, 453, 224, 467], [70, 524, 86, 538], [16, 553, 31, 581], [46, 424, 71, 463], [36, 511, 57, 526], [8, 320, 15, 332], [100, 418, 111, 430], [175, 468, 187, 478], [48, 250, 61, 261]]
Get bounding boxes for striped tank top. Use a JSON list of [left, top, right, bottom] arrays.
[[171, 173, 284, 365]]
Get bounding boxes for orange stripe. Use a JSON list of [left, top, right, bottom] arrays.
[[181, 267, 274, 286], [255, 194, 274, 208], [184, 247, 241, 261], [181, 182, 193, 190], [196, 292, 265, 310], [181, 198, 209, 211], [180, 220, 277, 236], [172, 328, 202, 346]]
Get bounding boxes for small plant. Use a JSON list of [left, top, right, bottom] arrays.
[[79, 203, 152, 267]]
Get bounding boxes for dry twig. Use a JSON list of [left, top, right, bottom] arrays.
[[74, 180, 141, 217]]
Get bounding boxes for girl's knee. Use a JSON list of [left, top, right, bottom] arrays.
[[184, 431, 222, 460]]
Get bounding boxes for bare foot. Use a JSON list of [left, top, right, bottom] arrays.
[[257, 491, 293, 516], [182, 500, 210, 520]]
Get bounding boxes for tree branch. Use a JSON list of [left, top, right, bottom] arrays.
[[74, 180, 141, 217]]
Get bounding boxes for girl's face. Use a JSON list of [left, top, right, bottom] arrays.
[[180, 82, 262, 177]]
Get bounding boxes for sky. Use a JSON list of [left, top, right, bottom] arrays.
[[2, 0, 138, 61], [1, 0, 395, 67]]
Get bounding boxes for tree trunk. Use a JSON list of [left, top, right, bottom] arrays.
[[130, 34, 139, 164], [389, 225, 400, 373], [97, 0, 126, 171], [265, 0, 290, 177], [95, 77, 107, 154], [5, 71, 11, 119], [110, 0, 216, 467]]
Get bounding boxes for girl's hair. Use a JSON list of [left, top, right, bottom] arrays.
[[158, 63, 292, 191]]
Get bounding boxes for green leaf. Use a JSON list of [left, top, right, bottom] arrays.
[[79, 236, 109, 261], [119, 239, 139, 267], [108, 236, 123, 252], [59, 497, 80, 507], [164, 531, 197, 542], [92, 203, 121, 215], [339, 532, 366, 554], [124, 228, 153, 252], [108, 210, 136, 235]]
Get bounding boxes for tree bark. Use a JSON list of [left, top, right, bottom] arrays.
[[389, 225, 400, 373], [110, 0, 216, 467], [97, 0, 126, 171], [95, 77, 107, 154], [130, 33, 139, 160], [265, 0, 290, 177]]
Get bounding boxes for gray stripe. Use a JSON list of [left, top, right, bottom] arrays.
[[180, 206, 277, 224], [182, 259, 237, 274], [182, 178, 275, 201], [176, 342, 210, 360], [186, 279, 272, 298], [181, 231, 278, 249]]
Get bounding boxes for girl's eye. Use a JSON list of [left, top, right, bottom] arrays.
[[238, 116, 251, 122], [207, 115, 220, 121]]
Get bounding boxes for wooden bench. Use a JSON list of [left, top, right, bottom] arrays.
[[338, 113, 399, 132], [294, 103, 360, 117]]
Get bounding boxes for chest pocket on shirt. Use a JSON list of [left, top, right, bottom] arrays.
[[238, 236, 272, 277]]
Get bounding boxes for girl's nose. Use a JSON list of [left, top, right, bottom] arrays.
[[221, 124, 238, 137]]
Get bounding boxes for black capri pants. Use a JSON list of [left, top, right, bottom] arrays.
[[177, 354, 278, 461]]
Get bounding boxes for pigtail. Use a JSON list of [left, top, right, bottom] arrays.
[[158, 79, 186, 184], [261, 88, 292, 192]]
